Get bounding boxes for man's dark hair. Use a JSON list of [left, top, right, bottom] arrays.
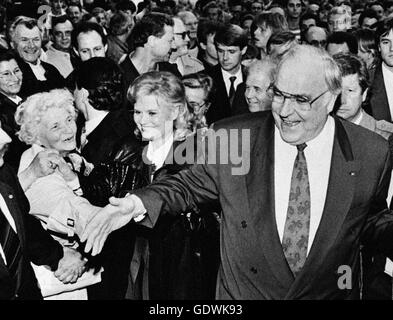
[[375, 17, 393, 43], [384, 1, 393, 10], [266, 30, 296, 53], [333, 53, 369, 93], [51, 15, 72, 34], [129, 12, 173, 48], [197, 18, 224, 45], [214, 23, 248, 49], [67, 2, 82, 11], [109, 11, 132, 36], [71, 21, 107, 49], [0, 49, 18, 64], [116, 0, 137, 13], [300, 12, 320, 26], [75, 57, 124, 112], [358, 9, 378, 27], [327, 31, 358, 54]]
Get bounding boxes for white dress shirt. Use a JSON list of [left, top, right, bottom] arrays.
[[0, 194, 17, 265], [27, 59, 47, 81], [145, 135, 174, 171], [6, 95, 22, 105], [221, 67, 243, 97], [46, 45, 73, 78], [274, 116, 335, 255], [382, 62, 393, 121]]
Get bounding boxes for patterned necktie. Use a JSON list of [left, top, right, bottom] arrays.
[[282, 143, 310, 277], [228, 76, 237, 106], [0, 208, 22, 279]]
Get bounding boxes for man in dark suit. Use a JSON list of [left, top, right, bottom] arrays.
[[119, 12, 181, 106], [0, 126, 86, 300], [8, 16, 65, 98], [366, 18, 393, 122], [205, 24, 248, 125], [82, 45, 393, 299]]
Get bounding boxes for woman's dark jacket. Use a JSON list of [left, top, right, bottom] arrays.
[[80, 134, 220, 300]]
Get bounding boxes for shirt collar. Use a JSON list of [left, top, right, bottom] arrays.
[[146, 134, 174, 170], [221, 66, 242, 83], [275, 115, 335, 153], [85, 111, 109, 137]]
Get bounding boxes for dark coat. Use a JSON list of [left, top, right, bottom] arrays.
[[17, 58, 66, 99], [132, 112, 393, 299], [205, 65, 248, 125], [118, 55, 181, 109], [0, 94, 28, 169], [0, 164, 63, 300], [81, 135, 220, 300], [81, 108, 138, 165], [366, 64, 391, 122]]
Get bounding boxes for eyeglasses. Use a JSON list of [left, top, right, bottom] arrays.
[[0, 68, 22, 80], [270, 84, 329, 111], [175, 31, 190, 40]]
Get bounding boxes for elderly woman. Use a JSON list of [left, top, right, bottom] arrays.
[[15, 88, 104, 300]]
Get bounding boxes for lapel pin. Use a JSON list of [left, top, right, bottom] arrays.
[[8, 194, 13, 199], [350, 172, 356, 176]]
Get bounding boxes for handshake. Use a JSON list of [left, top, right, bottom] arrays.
[[80, 194, 144, 256]]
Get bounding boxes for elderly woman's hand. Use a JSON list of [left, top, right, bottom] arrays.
[[54, 247, 86, 284], [19, 150, 64, 191], [55, 157, 78, 182]]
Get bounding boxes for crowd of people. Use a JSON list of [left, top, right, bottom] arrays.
[[0, 0, 393, 301]]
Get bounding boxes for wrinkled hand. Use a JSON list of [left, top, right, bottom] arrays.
[[81, 196, 136, 256], [55, 157, 77, 182], [28, 149, 62, 178], [54, 247, 86, 284]]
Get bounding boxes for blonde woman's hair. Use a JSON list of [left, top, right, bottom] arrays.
[[128, 71, 193, 141]]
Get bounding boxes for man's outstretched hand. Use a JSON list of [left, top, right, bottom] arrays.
[[80, 195, 138, 256]]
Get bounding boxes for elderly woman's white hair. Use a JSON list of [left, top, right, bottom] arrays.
[[15, 89, 76, 145]]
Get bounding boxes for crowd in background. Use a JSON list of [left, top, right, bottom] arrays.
[[1, 0, 393, 301]]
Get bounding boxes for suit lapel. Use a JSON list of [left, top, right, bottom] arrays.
[[285, 117, 360, 298], [370, 66, 391, 121], [245, 113, 295, 289], [0, 183, 25, 248]]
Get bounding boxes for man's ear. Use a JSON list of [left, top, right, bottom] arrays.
[[200, 42, 207, 51], [241, 45, 248, 56], [362, 88, 368, 102], [147, 35, 156, 48], [104, 43, 108, 53], [326, 93, 339, 113], [10, 41, 15, 50]]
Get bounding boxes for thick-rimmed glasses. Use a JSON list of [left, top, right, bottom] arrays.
[[270, 84, 329, 111], [174, 31, 191, 40]]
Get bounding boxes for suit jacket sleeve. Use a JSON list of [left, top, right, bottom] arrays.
[[132, 156, 220, 229], [361, 146, 393, 258], [0, 166, 63, 271]]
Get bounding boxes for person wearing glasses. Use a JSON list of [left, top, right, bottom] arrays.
[[0, 50, 27, 169], [46, 15, 74, 78], [169, 18, 204, 76], [82, 44, 393, 300]]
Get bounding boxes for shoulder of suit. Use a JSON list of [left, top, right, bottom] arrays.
[[340, 117, 389, 156], [212, 111, 271, 131]]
